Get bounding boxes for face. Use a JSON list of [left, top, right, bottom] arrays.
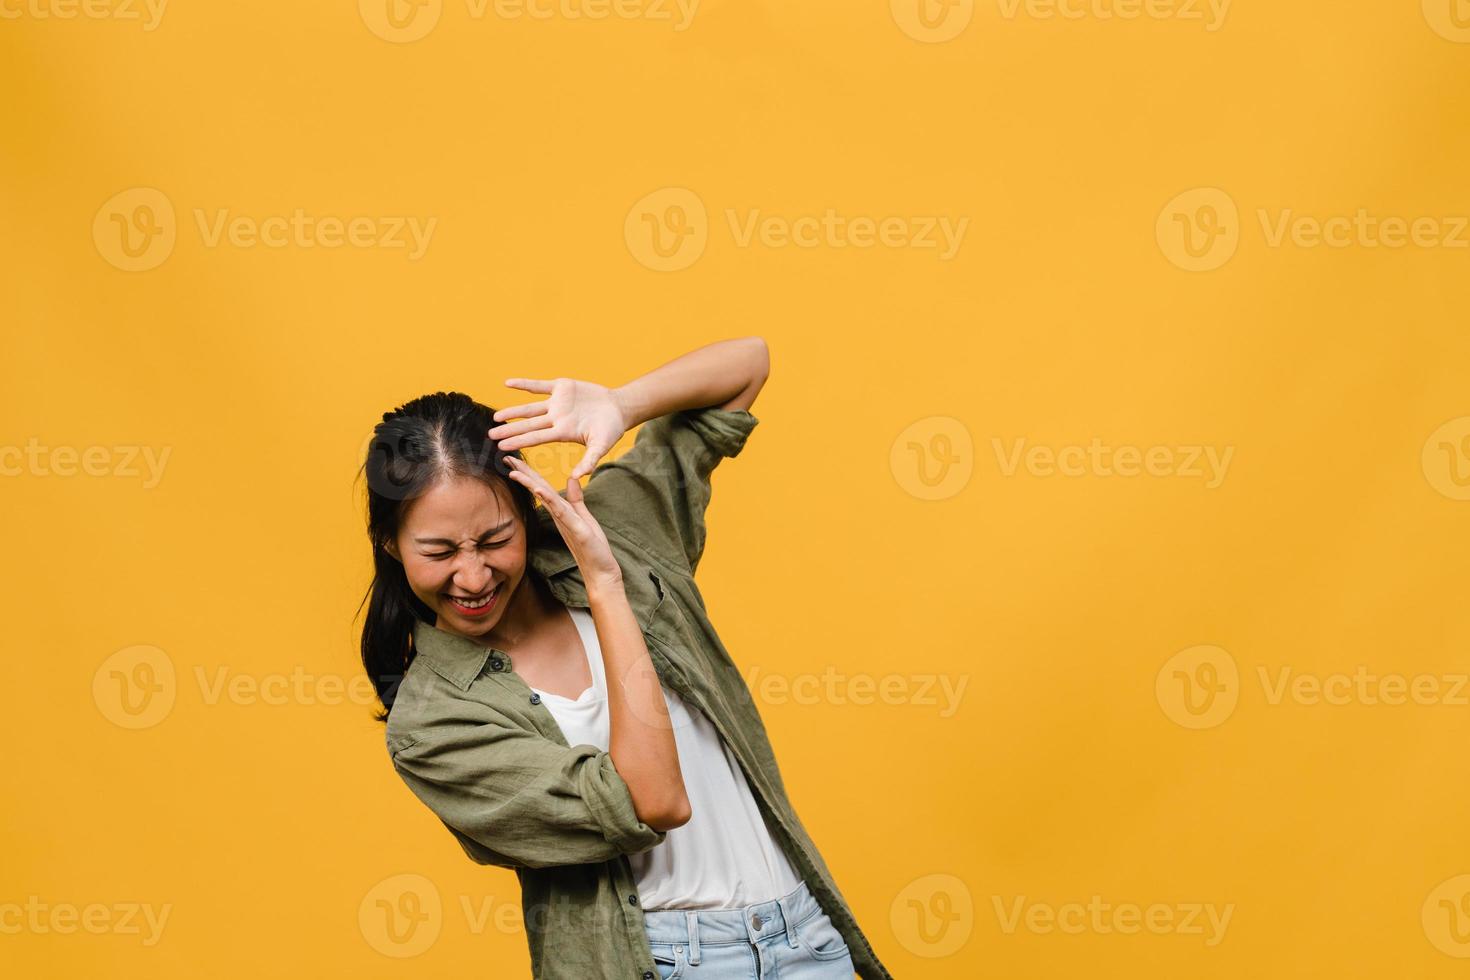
[[387, 474, 529, 640]]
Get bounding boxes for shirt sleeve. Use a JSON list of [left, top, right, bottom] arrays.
[[583, 406, 760, 575], [389, 712, 668, 870]]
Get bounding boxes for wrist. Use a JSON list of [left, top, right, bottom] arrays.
[[611, 383, 651, 431], [585, 574, 627, 605]]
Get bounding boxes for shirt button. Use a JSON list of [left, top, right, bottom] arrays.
[[529, 693, 541, 705], [489, 658, 504, 671], [628, 894, 639, 907], [642, 973, 654, 980]]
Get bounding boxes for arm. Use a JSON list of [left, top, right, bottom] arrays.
[[503, 457, 691, 832], [488, 336, 769, 480], [611, 336, 770, 427], [390, 713, 672, 870], [488, 337, 769, 572], [587, 575, 691, 830]]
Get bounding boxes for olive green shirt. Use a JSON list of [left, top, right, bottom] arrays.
[[385, 406, 893, 980]]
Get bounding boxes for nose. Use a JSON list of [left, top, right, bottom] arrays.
[[448, 549, 493, 595]]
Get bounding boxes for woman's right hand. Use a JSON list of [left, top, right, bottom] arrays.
[[503, 456, 623, 591]]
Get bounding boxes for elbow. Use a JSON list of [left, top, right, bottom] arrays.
[[718, 337, 768, 412], [747, 336, 770, 385], [642, 794, 693, 832]]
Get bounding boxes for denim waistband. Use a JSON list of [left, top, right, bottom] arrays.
[[642, 880, 821, 957]]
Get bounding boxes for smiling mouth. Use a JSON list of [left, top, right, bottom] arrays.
[[445, 584, 500, 615]]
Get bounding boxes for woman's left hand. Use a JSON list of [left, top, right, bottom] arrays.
[[489, 377, 629, 481]]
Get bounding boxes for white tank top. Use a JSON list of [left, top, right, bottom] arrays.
[[528, 607, 802, 911]]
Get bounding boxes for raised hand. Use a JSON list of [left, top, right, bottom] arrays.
[[489, 377, 629, 481], [501, 456, 623, 590]]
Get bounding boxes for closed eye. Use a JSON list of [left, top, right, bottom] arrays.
[[427, 537, 511, 559]]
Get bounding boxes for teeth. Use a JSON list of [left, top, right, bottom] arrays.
[[452, 587, 497, 609]]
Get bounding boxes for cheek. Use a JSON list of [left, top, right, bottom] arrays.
[[402, 558, 445, 593]]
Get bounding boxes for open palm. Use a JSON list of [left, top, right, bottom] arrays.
[[489, 377, 629, 480]]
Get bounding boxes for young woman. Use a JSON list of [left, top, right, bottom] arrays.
[[358, 338, 892, 980]]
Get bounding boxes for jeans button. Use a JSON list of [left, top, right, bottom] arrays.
[[751, 913, 764, 930]]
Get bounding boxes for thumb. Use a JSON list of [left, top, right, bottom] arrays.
[[570, 446, 602, 482]]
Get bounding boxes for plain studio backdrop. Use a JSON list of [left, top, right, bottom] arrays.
[[3, 1, 1470, 977]]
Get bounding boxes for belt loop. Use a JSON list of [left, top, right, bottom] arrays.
[[684, 911, 701, 965], [776, 893, 800, 949]]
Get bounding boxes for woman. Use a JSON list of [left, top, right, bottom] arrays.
[[359, 338, 892, 980]]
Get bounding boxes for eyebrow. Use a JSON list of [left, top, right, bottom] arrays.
[[412, 520, 514, 547]]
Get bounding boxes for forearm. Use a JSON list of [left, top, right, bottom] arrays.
[[585, 577, 691, 830], [612, 337, 769, 427]]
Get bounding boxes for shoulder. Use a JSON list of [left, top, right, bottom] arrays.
[[384, 650, 514, 756], [633, 406, 762, 463]]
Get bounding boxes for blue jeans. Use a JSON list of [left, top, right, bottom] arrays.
[[641, 881, 856, 979]]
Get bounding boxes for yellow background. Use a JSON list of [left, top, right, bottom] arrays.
[[4, 0, 1470, 976]]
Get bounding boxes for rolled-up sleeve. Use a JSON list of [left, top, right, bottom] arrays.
[[390, 713, 668, 870], [584, 406, 760, 575]]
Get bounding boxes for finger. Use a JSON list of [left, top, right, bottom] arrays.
[[496, 427, 566, 453], [492, 400, 549, 423], [569, 446, 601, 482], [504, 378, 555, 394], [563, 475, 597, 523], [507, 457, 567, 507], [490, 415, 554, 442], [507, 466, 577, 523]]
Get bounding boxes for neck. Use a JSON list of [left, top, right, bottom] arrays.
[[479, 569, 557, 651]]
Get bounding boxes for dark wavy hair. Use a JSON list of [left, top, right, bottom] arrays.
[[354, 390, 542, 722]]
